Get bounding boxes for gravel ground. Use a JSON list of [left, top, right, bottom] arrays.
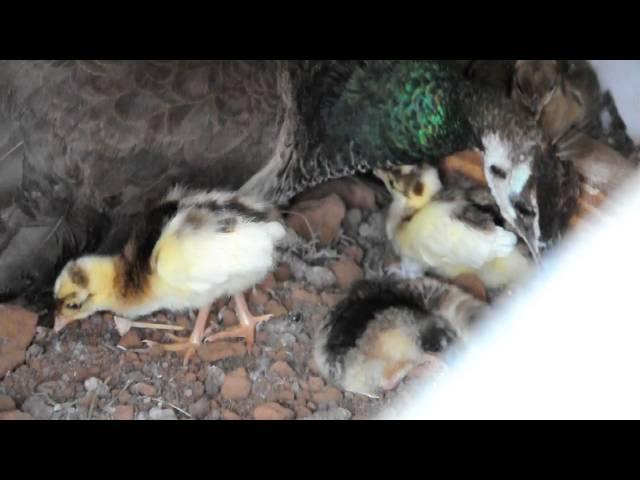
[[0, 177, 448, 420]]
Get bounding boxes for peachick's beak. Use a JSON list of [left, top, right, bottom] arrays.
[[54, 314, 74, 333]]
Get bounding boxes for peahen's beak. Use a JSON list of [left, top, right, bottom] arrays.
[[515, 222, 543, 265]]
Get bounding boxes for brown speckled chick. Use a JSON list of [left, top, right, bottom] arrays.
[[313, 276, 488, 398]]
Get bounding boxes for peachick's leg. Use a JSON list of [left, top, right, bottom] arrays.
[[143, 304, 212, 366], [204, 293, 273, 353]]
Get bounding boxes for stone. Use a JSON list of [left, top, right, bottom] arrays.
[[253, 402, 295, 420], [286, 194, 346, 247], [113, 405, 134, 420], [305, 266, 336, 289], [0, 410, 33, 420], [205, 365, 226, 397], [197, 341, 246, 362], [188, 396, 210, 420], [221, 309, 238, 327], [274, 263, 291, 282], [287, 286, 321, 309], [132, 382, 157, 397], [260, 274, 277, 291], [308, 376, 325, 392], [302, 407, 352, 420], [294, 178, 378, 210], [343, 245, 364, 264], [312, 387, 343, 405], [320, 292, 345, 309], [249, 288, 269, 306], [221, 368, 252, 400], [330, 259, 364, 290], [0, 305, 38, 378], [264, 300, 288, 317], [221, 409, 241, 421], [149, 408, 177, 420], [0, 394, 16, 412], [22, 395, 53, 420], [118, 330, 142, 349], [344, 209, 363, 235], [269, 361, 296, 378]]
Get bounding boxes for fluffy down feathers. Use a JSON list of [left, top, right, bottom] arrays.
[[53, 187, 286, 326], [313, 277, 488, 397], [380, 165, 531, 289]]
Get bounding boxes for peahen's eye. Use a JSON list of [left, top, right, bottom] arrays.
[[490, 165, 507, 180], [514, 200, 535, 218]]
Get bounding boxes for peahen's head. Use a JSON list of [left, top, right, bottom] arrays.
[[482, 132, 544, 261]]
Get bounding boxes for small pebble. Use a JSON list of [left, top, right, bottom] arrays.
[[269, 361, 296, 378], [295, 406, 312, 418], [197, 341, 246, 362], [254, 402, 295, 420], [221, 369, 252, 401], [118, 390, 132, 404], [26, 344, 43, 359], [343, 245, 364, 263], [304, 266, 336, 289], [264, 300, 288, 317], [221, 309, 238, 327], [260, 274, 277, 291], [0, 410, 34, 420], [222, 409, 242, 421], [188, 396, 210, 420], [205, 365, 226, 397], [312, 387, 343, 405], [308, 376, 325, 392], [0, 394, 16, 412], [149, 408, 177, 420], [84, 377, 110, 397], [302, 407, 352, 420], [344, 209, 363, 235], [250, 288, 270, 306], [22, 396, 53, 420], [331, 259, 364, 290], [118, 330, 142, 349], [132, 382, 157, 397], [274, 263, 291, 282], [113, 405, 134, 421]]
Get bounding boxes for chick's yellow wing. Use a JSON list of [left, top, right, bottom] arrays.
[[151, 215, 283, 293], [398, 203, 517, 269]]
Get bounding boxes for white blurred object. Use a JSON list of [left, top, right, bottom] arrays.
[[380, 171, 640, 420], [589, 60, 640, 143]]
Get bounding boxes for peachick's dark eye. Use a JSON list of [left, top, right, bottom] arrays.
[[514, 200, 535, 218], [66, 303, 81, 310], [490, 165, 507, 179]]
